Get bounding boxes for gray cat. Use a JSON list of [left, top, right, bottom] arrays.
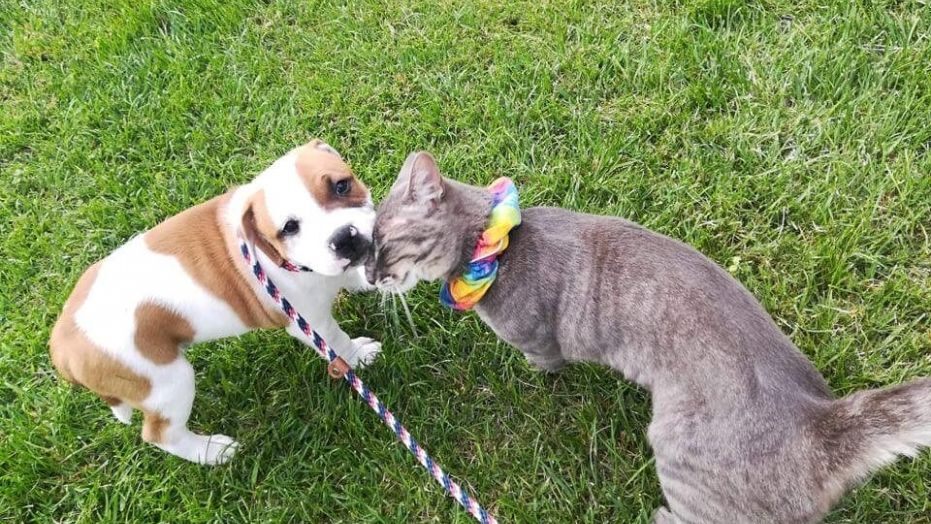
[[365, 151, 931, 523]]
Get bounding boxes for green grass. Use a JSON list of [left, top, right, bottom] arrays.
[[2, 0, 930, 521]]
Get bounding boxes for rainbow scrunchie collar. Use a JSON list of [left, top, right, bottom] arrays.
[[440, 177, 521, 311]]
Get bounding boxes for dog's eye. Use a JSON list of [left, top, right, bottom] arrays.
[[333, 179, 351, 196], [281, 219, 300, 236]]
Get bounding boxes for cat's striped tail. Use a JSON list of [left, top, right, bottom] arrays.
[[824, 377, 931, 488]]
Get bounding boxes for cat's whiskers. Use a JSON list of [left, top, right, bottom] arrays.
[[389, 290, 401, 334], [378, 288, 390, 312], [377, 288, 399, 335], [375, 285, 419, 338], [396, 291, 419, 338]]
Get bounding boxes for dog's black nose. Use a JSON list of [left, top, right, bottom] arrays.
[[329, 225, 370, 264]]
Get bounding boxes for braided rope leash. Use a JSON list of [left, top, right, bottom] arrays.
[[238, 238, 498, 524]]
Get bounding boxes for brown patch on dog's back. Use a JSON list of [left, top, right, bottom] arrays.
[[50, 262, 153, 405], [144, 194, 288, 329], [295, 141, 370, 210], [134, 302, 195, 365]]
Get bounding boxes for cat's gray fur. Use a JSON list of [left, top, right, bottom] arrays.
[[366, 151, 931, 524]]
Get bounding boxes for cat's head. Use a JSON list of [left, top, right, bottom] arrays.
[[366, 151, 482, 292]]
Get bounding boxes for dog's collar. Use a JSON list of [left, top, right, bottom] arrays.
[[439, 177, 521, 311], [238, 231, 313, 273], [280, 260, 313, 273]]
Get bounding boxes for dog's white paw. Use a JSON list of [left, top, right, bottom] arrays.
[[195, 434, 239, 466], [155, 432, 239, 465], [348, 337, 382, 368]]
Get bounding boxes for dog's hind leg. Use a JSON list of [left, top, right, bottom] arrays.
[[102, 396, 133, 424], [140, 358, 238, 465]]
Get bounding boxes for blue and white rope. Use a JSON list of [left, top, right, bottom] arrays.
[[239, 238, 498, 524]]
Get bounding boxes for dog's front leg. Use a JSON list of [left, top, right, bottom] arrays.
[[342, 266, 375, 293], [287, 316, 381, 368]]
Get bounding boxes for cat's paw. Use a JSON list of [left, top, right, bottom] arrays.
[[525, 352, 566, 373], [652, 507, 683, 524], [347, 337, 382, 368]]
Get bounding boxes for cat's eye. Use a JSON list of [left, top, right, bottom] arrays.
[[281, 219, 300, 236], [333, 179, 352, 196]]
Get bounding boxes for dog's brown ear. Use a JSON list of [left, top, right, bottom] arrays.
[[307, 138, 342, 159], [241, 195, 286, 267]]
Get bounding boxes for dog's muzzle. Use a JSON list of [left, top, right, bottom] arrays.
[[329, 225, 371, 265]]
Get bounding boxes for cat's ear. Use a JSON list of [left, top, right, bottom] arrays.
[[398, 151, 444, 204]]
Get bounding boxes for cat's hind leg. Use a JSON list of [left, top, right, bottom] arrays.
[[652, 507, 684, 524], [522, 345, 565, 372], [524, 352, 565, 372]]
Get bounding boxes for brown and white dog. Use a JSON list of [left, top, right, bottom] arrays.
[[50, 139, 381, 465]]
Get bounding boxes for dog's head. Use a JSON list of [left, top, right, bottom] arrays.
[[241, 139, 374, 276]]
